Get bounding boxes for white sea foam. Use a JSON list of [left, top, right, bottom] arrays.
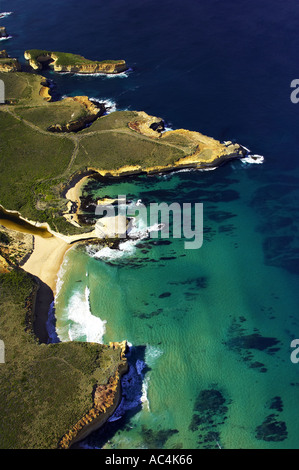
[[145, 344, 163, 367], [159, 166, 215, 179], [198, 166, 218, 172], [0, 36, 12, 41], [240, 144, 251, 153], [87, 239, 139, 260], [89, 96, 117, 114], [161, 125, 174, 133], [74, 68, 132, 79], [242, 154, 264, 164], [55, 257, 69, 298], [140, 345, 163, 411], [0, 12, 12, 19], [141, 376, 150, 411], [66, 286, 106, 343], [86, 210, 163, 261]]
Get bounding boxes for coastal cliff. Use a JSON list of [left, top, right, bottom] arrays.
[[59, 341, 128, 448], [24, 49, 127, 74]]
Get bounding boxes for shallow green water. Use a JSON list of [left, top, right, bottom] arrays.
[[54, 164, 299, 449]]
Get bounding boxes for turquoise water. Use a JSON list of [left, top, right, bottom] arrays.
[[54, 163, 299, 449]]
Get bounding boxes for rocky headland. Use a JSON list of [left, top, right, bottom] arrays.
[[24, 49, 127, 74]]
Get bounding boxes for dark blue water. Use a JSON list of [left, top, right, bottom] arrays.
[[2, 0, 299, 448]]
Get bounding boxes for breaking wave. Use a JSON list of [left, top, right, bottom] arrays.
[[241, 154, 264, 164], [90, 97, 117, 114], [0, 12, 12, 19], [56, 285, 106, 343], [74, 68, 133, 79], [86, 204, 163, 261]]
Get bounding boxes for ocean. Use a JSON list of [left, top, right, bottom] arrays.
[[2, 0, 299, 449]]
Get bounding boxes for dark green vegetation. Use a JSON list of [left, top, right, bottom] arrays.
[[0, 73, 192, 235], [0, 269, 123, 448]]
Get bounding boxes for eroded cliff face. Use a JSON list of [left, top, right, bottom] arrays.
[[52, 58, 127, 74], [58, 341, 128, 449], [24, 50, 127, 74], [0, 59, 21, 72], [39, 84, 51, 101]]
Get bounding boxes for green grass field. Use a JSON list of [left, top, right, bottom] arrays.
[[76, 130, 185, 170], [15, 100, 88, 131]]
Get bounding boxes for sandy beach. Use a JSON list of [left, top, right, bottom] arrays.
[[22, 234, 71, 343], [23, 234, 71, 294]]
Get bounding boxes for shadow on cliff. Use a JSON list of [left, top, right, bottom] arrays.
[[32, 277, 57, 344], [76, 344, 151, 449]]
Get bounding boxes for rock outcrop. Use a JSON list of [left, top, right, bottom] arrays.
[[24, 49, 127, 74], [0, 27, 8, 38], [0, 58, 21, 72], [0, 50, 21, 72], [129, 111, 166, 138]]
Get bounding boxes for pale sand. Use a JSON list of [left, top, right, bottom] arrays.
[[23, 234, 71, 294], [65, 174, 90, 207]]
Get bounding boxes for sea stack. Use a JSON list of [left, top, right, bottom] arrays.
[[0, 27, 8, 38]]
